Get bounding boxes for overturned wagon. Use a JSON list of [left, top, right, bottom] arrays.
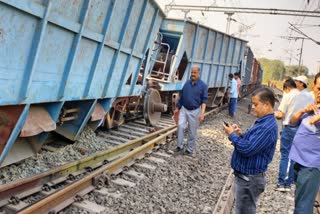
[[0, 0, 166, 167], [146, 18, 247, 110]]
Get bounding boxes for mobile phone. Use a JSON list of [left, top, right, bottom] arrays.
[[223, 121, 230, 127]]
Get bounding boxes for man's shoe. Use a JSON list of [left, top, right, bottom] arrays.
[[284, 185, 291, 192], [175, 147, 183, 153], [183, 150, 194, 157], [274, 184, 286, 192]]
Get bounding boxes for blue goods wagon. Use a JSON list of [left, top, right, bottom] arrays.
[[240, 47, 262, 96], [0, 0, 166, 167], [145, 18, 247, 110], [240, 46, 254, 95]]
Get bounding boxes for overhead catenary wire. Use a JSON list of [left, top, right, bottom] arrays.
[[283, 0, 316, 66]]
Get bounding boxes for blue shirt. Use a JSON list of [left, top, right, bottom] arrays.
[[177, 79, 208, 110], [230, 78, 238, 98], [289, 108, 320, 168], [229, 113, 278, 175]]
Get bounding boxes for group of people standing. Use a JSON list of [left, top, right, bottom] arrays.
[[174, 65, 320, 214], [224, 73, 320, 214], [274, 75, 319, 214]]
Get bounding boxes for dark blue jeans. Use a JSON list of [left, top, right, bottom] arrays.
[[229, 98, 237, 117], [278, 126, 298, 186], [294, 164, 320, 214], [234, 174, 266, 214]]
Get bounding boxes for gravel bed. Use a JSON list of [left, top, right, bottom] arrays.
[[2, 94, 296, 214], [0, 127, 111, 184], [60, 97, 258, 214]]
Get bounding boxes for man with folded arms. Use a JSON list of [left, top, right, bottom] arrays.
[[289, 72, 320, 214]]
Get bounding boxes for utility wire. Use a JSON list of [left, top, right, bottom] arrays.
[[289, 22, 320, 45]]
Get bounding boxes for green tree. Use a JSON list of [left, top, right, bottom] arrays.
[[258, 58, 286, 84], [285, 65, 308, 77]]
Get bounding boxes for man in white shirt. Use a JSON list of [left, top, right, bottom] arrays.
[[228, 73, 238, 118], [274, 78, 311, 192], [234, 72, 241, 98], [293, 75, 314, 104]]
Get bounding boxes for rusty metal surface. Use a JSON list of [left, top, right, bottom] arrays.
[[144, 89, 167, 126], [0, 105, 24, 153], [20, 106, 56, 137]]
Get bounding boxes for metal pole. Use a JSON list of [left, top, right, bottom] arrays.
[[225, 12, 234, 34], [298, 38, 304, 74]]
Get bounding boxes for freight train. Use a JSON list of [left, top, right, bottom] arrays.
[[0, 0, 262, 167], [240, 46, 263, 97]]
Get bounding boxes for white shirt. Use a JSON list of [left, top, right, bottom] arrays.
[[300, 89, 314, 104], [278, 88, 312, 125], [230, 79, 238, 98]]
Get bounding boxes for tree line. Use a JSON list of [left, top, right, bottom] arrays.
[[258, 58, 309, 84], [258, 58, 314, 89]]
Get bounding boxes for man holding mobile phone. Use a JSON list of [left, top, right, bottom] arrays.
[[223, 88, 278, 214]]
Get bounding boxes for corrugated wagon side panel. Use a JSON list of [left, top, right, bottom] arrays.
[[0, 0, 166, 167], [205, 30, 215, 61], [28, 23, 74, 102], [206, 31, 217, 88], [87, 45, 116, 98], [0, 0, 164, 104], [122, 0, 144, 49], [0, 3, 38, 105], [84, 0, 113, 34], [117, 1, 163, 97], [106, 0, 127, 43], [64, 38, 98, 100], [184, 23, 196, 65], [195, 27, 207, 61], [50, 0, 83, 23]]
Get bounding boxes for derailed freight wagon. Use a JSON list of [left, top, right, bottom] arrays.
[[251, 58, 263, 90], [146, 18, 247, 110], [240, 47, 263, 96], [0, 0, 167, 167]]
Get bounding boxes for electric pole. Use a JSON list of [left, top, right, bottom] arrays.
[[280, 36, 307, 74], [225, 12, 234, 34], [298, 38, 305, 74]]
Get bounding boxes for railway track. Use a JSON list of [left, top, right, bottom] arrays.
[[0, 118, 175, 213], [0, 106, 226, 214]]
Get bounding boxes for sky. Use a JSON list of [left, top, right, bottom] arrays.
[[155, 0, 320, 75]]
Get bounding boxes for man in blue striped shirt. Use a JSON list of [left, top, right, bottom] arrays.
[[224, 88, 278, 214]]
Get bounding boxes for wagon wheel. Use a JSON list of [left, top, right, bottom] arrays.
[[143, 89, 167, 126]]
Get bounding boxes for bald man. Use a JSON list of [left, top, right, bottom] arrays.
[[174, 66, 208, 156]]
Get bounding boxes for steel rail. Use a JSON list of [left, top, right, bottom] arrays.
[[213, 170, 235, 214], [19, 128, 177, 213], [0, 124, 176, 208]]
